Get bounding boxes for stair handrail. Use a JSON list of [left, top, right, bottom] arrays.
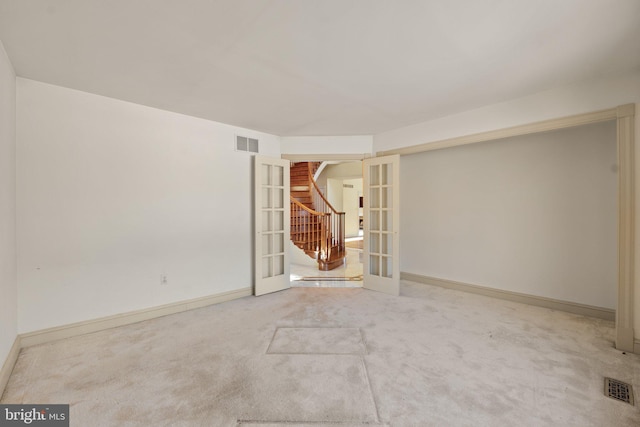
[[289, 195, 328, 216], [306, 164, 345, 216]]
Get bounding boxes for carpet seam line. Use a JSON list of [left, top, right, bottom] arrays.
[[360, 355, 381, 423]]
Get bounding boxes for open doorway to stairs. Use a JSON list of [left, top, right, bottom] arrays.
[[289, 160, 364, 288]]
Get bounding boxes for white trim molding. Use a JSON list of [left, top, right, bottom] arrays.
[[615, 103, 635, 352], [0, 337, 21, 399], [282, 153, 370, 162], [376, 107, 619, 157], [402, 272, 616, 321]]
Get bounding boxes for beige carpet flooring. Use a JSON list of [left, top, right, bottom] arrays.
[[2, 281, 639, 426]]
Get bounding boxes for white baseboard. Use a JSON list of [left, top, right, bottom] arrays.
[[401, 272, 615, 321], [20, 287, 252, 348], [0, 336, 21, 400]]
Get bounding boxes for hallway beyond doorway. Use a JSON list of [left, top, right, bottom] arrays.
[[291, 237, 363, 288]]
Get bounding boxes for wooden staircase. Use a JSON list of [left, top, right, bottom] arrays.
[[290, 162, 346, 271]]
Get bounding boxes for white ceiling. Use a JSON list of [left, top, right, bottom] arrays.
[[0, 0, 639, 136]]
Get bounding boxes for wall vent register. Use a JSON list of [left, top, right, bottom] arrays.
[[236, 135, 259, 153], [604, 377, 634, 405]]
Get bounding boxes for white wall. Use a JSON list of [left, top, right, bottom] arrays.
[[325, 178, 362, 238], [16, 78, 280, 333], [317, 162, 363, 238], [343, 178, 362, 238], [316, 161, 363, 190], [326, 178, 344, 213], [0, 41, 17, 369], [281, 135, 372, 155], [401, 122, 617, 309]]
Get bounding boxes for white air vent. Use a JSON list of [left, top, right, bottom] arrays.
[[236, 135, 259, 153]]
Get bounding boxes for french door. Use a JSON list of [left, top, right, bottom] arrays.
[[254, 156, 291, 296], [363, 155, 400, 296]]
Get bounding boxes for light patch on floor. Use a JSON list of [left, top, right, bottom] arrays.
[[234, 355, 378, 423], [291, 248, 363, 288], [267, 328, 366, 355]]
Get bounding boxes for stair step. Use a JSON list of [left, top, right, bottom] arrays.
[[326, 247, 346, 261], [318, 255, 346, 271]]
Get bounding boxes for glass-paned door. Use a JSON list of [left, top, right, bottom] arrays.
[[363, 155, 400, 295], [255, 156, 290, 296]]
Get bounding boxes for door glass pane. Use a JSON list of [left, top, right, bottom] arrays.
[[274, 166, 284, 186], [381, 233, 392, 255], [370, 165, 380, 186], [274, 255, 284, 276], [370, 210, 380, 231], [273, 211, 284, 231], [262, 211, 272, 232], [274, 188, 284, 208], [262, 256, 272, 278], [381, 163, 392, 185], [370, 233, 380, 254], [370, 188, 380, 208], [262, 164, 272, 186], [262, 188, 272, 208], [274, 232, 284, 253], [381, 256, 392, 278], [381, 211, 392, 232], [370, 255, 380, 276], [262, 234, 272, 254], [381, 187, 391, 208]]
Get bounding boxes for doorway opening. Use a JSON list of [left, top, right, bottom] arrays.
[[289, 160, 364, 287]]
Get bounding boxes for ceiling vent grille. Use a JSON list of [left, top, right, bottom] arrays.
[[236, 135, 259, 154]]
